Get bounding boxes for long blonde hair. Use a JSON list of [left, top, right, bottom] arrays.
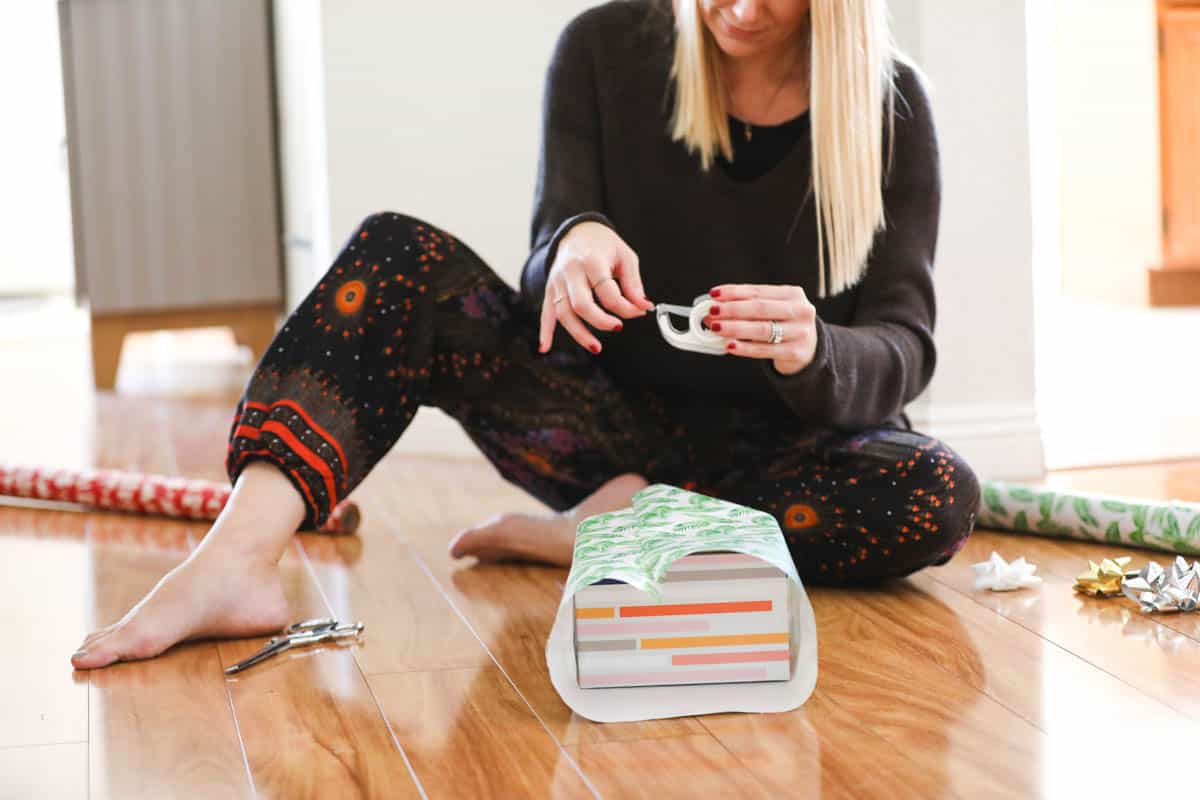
[[668, 0, 900, 297]]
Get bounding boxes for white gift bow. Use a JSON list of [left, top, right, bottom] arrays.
[[971, 551, 1043, 591]]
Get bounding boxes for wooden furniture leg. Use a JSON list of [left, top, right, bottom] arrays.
[[89, 316, 127, 391], [88, 303, 281, 391], [228, 308, 281, 364]]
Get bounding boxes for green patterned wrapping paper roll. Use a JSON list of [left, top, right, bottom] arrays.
[[979, 480, 1200, 556]]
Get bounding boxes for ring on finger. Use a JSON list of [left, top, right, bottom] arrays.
[[589, 276, 616, 289], [768, 320, 784, 344]]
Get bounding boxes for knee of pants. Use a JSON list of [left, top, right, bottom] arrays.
[[907, 435, 982, 562], [346, 210, 454, 277], [836, 427, 981, 561]]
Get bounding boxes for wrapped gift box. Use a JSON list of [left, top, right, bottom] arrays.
[[574, 552, 792, 688], [560, 483, 803, 690]]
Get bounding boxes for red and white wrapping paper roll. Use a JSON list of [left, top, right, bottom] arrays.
[[0, 464, 360, 535]]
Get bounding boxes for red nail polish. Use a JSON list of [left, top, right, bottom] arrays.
[[590, 343, 600, 354], [727, 341, 736, 350], [614, 322, 623, 332], [710, 305, 720, 315], [711, 322, 722, 331], [710, 288, 721, 298]]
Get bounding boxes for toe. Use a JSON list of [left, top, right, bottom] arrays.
[[71, 630, 121, 670], [448, 527, 493, 559], [448, 514, 509, 559], [80, 623, 117, 649], [71, 623, 162, 670]]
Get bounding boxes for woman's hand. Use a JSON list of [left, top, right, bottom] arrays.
[[703, 284, 819, 375], [539, 222, 655, 354]]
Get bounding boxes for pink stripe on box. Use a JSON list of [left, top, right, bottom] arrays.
[[671, 553, 762, 567], [577, 619, 711, 636], [579, 667, 769, 687], [671, 649, 790, 666]]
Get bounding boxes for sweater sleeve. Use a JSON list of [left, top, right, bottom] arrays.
[[760, 63, 941, 429], [518, 11, 616, 315]]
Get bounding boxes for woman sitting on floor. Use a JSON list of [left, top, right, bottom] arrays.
[[72, 0, 980, 670]]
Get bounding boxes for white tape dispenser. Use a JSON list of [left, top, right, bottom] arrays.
[[655, 293, 727, 356]]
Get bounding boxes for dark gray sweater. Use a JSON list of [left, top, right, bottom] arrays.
[[519, 0, 941, 431]]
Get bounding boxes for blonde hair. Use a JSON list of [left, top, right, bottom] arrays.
[[668, 0, 900, 297]]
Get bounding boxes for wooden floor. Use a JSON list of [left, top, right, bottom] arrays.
[[5, 333, 1200, 798]]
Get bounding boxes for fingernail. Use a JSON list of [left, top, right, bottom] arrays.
[[710, 305, 720, 315], [726, 342, 736, 350], [613, 322, 622, 332], [590, 344, 600, 354], [710, 288, 722, 298], [711, 322, 722, 331], [72, 649, 87, 659]]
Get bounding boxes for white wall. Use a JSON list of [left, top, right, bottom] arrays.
[[293, 0, 1046, 477], [273, 0, 332, 314], [0, 4, 75, 296], [293, 0, 597, 456], [894, 0, 1045, 480], [1054, 0, 1160, 305]]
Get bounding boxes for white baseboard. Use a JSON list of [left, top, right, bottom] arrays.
[[907, 403, 1046, 481]]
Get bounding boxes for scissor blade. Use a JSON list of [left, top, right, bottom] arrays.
[[223, 638, 289, 675]]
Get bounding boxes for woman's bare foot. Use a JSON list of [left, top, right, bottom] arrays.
[[70, 461, 307, 670], [447, 472, 649, 566], [70, 549, 290, 670]]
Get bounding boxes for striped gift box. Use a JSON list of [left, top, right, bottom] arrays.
[[573, 552, 791, 688]]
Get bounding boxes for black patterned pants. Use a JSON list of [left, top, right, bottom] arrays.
[[226, 212, 980, 585]]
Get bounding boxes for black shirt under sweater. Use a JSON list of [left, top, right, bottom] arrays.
[[718, 112, 809, 182], [519, 0, 941, 430]]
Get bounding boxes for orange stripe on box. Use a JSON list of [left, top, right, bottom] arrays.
[[671, 649, 790, 666], [619, 600, 772, 618], [575, 607, 616, 619], [640, 632, 789, 650]]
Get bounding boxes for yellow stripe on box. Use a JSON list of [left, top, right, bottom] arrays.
[[639, 632, 789, 650], [575, 607, 616, 619]]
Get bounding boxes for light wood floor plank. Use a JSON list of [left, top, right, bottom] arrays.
[[807, 590, 1044, 799], [303, 518, 492, 675], [865, 572, 1186, 730], [215, 540, 423, 799], [369, 666, 595, 798], [932, 531, 1200, 722], [976, 531, 1200, 643], [0, 742, 88, 800], [0, 510, 91, 749], [564, 734, 772, 799], [700, 688, 952, 800], [85, 525, 252, 800], [366, 455, 706, 746], [227, 649, 423, 799]]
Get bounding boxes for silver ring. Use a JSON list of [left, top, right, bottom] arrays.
[[768, 320, 784, 344], [552, 294, 566, 304], [590, 276, 616, 289]]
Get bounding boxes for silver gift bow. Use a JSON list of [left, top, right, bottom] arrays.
[[1120, 556, 1200, 613]]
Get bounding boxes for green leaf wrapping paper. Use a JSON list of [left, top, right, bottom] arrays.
[[544, 483, 818, 723], [979, 480, 1200, 555], [561, 483, 802, 605]]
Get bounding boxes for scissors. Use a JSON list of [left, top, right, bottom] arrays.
[[224, 617, 365, 675]]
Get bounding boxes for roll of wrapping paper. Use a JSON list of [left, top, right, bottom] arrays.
[[0, 464, 360, 535], [979, 480, 1200, 556]]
